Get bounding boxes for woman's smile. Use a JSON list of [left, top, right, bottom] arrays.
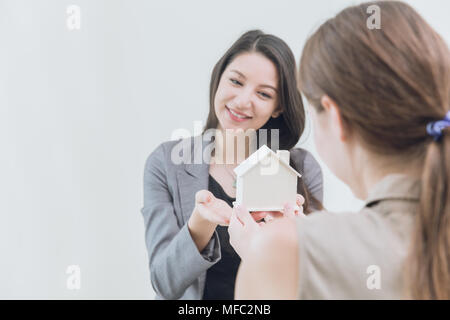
[[226, 105, 252, 122]]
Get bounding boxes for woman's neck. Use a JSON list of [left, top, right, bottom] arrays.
[[349, 145, 423, 200]]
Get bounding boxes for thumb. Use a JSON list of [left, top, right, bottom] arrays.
[[283, 202, 296, 219], [296, 194, 305, 207], [295, 194, 305, 216], [195, 190, 214, 204], [235, 205, 257, 226]]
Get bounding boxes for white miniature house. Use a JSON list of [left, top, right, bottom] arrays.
[[233, 145, 302, 211]]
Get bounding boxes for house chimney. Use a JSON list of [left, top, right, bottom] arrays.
[[276, 150, 290, 164]]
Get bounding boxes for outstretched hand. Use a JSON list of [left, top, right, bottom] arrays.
[[252, 194, 305, 222], [194, 189, 284, 226], [194, 190, 233, 226]]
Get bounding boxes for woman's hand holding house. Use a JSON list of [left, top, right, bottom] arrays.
[[262, 194, 305, 222], [228, 194, 305, 258], [193, 190, 286, 227]]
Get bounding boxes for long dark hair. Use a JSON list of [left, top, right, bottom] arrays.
[[205, 29, 323, 212], [298, 1, 450, 299]]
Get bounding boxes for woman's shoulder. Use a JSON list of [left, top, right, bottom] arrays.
[[295, 207, 401, 251], [290, 147, 321, 172], [152, 137, 192, 154], [144, 138, 184, 175], [145, 140, 173, 167], [146, 136, 197, 164], [290, 147, 323, 202]]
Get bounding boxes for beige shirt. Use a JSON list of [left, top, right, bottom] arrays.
[[296, 174, 421, 299]]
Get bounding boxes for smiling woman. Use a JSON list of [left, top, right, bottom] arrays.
[[141, 30, 324, 300], [213, 53, 281, 130]]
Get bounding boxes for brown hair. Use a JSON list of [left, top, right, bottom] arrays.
[[298, 1, 449, 298], [206, 30, 323, 212]]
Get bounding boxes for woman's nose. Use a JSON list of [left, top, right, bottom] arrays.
[[234, 90, 253, 109]]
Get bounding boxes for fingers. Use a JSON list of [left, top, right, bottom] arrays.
[[267, 212, 283, 220], [228, 209, 240, 247], [196, 203, 228, 225], [283, 202, 296, 218], [296, 194, 305, 207], [264, 213, 275, 222], [195, 190, 214, 204], [229, 206, 244, 240], [230, 205, 243, 225], [295, 194, 305, 216], [230, 207, 240, 225], [230, 194, 306, 228], [217, 200, 233, 225], [235, 205, 257, 227], [251, 211, 269, 221]]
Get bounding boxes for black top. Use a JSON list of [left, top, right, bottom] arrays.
[[202, 175, 240, 300]]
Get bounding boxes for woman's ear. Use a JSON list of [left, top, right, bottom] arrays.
[[320, 95, 348, 141]]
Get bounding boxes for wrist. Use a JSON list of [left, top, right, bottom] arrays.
[[188, 208, 218, 253], [189, 207, 217, 232]]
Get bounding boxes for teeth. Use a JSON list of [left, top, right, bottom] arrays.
[[229, 108, 248, 119]]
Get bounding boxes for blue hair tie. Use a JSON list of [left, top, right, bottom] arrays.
[[427, 111, 450, 141]]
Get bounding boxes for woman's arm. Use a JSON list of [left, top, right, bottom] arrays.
[[188, 189, 232, 252], [291, 148, 324, 210], [301, 150, 324, 204], [188, 207, 217, 253], [234, 218, 300, 299], [141, 143, 221, 299]]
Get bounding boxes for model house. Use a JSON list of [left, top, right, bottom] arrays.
[[233, 145, 302, 211]]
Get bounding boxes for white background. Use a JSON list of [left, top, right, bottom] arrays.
[[1, 0, 449, 299]]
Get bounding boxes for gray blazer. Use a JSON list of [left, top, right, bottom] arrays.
[[140, 135, 323, 300]]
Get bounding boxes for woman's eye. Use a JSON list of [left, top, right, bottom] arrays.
[[259, 92, 272, 99], [230, 79, 242, 86]]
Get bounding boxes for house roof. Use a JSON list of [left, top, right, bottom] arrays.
[[233, 145, 302, 178]]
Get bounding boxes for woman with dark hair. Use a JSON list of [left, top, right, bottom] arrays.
[[141, 30, 323, 299], [230, 1, 450, 299]]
